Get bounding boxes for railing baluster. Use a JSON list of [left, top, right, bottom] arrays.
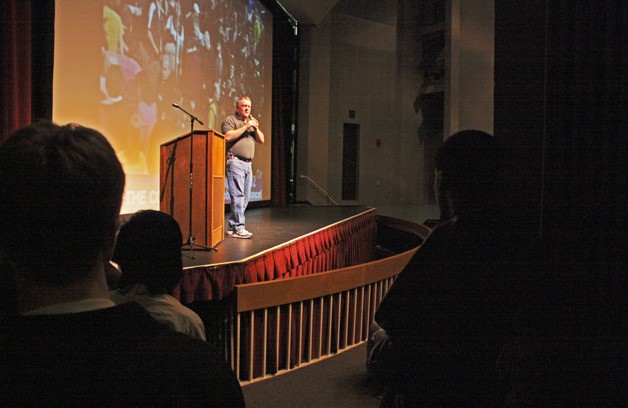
[[308, 298, 314, 362], [318, 297, 324, 359], [262, 308, 268, 377], [327, 295, 333, 355], [336, 293, 342, 352], [248, 310, 254, 382], [298, 301, 303, 365], [286, 304, 292, 369], [236, 312, 241, 379], [275, 306, 281, 372], [344, 292, 348, 349]]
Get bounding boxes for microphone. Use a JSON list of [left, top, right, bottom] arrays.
[[172, 103, 204, 125]]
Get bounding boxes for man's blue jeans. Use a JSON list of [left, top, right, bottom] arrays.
[[226, 157, 252, 232]]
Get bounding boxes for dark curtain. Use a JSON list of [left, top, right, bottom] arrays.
[[496, 0, 625, 268], [268, 3, 298, 206], [30, 1, 55, 124], [1, 0, 32, 141], [542, 8, 625, 398], [496, 1, 625, 404], [543, 0, 626, 266], [1, 0, 54, 142]]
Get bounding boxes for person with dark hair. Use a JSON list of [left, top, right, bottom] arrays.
[[221, 95, 265, 238], [0, 122, 244, 407], [110, 210, 206, 340], [368, 130, 533, 407]]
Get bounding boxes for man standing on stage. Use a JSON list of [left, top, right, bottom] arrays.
[[221, 95, 265, 239]]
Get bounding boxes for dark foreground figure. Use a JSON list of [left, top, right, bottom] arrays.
[[0, 122, 244, 407]]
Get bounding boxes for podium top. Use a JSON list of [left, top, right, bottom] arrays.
[[160, 130, 225, 146]]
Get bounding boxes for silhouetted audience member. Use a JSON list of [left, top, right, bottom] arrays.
[[110, 210, 206, 341], [0, 122, 244, 407], [368, 130, 534, 407]]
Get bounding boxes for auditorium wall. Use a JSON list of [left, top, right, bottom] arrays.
[[295, 0, 495, 207]]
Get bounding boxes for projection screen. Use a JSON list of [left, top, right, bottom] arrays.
[[53, 0, 273, 213]]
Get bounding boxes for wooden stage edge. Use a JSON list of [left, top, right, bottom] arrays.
[[180, 205, 375, 269]]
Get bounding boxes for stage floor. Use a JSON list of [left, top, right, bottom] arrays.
[[181, 205, 374, 268]]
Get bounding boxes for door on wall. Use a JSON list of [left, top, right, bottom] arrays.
[[342, 123, 359, 201]]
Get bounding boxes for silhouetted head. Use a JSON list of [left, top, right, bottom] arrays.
[[112, 210, 183, 295], [434, 129, 502, 220], [0, 122, 125, 286]]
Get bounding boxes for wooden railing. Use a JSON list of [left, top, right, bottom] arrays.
[[207, 216, 431, 384]]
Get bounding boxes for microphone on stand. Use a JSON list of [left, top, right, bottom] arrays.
[[172, 102, 203, 125]]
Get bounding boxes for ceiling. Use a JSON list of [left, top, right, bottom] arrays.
[[276, 0, 398, 27], [275, 0, 341, 25]]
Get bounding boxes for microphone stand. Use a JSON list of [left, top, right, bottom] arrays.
[[172, 103, 217, 258], [160, 136, 178, 215]]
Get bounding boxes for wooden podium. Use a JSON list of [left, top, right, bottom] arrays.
[[160, 130, 226, 249]]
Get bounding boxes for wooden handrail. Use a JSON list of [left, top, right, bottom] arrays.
[[235, 246, 419, 313]]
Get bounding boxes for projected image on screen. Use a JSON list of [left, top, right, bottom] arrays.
[[53, 0, 273, 213]]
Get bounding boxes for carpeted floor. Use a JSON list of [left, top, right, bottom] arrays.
[[241, 343, 383, 408]]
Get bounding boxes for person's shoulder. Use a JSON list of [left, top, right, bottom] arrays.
[[405, 210, 496, 266], [144, 328, 245, 406], [222, 113, 238, 123], [145, 294, 204, 327], [221, 114, 239, 131], [109, 288, 133, 304], [108, 305, 241, 392], [159, 294, 203, 320], [410, 217, 459, 253], [1, 304, 244, 407], [430, 208, 508, 242]]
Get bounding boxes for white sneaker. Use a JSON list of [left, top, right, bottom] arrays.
[[226, 229, 234, 235], [231, 229, 253, 239]]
